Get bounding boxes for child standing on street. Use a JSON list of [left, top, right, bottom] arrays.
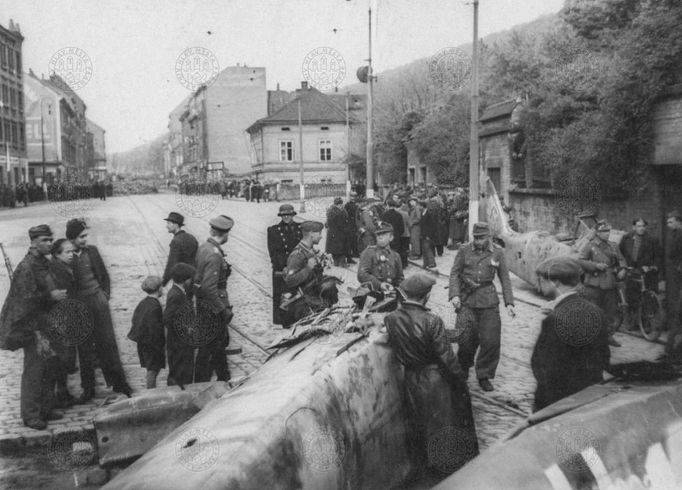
[[128, 276, 165, 388]]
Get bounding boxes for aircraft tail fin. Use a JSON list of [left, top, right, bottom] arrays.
[[484, 177, 515, 237]]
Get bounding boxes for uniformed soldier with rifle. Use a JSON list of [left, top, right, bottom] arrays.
[[357, 222, 404, 293]]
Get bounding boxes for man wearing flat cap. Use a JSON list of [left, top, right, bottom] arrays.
[[68, 218, 131, 401], [531, 256, 610, 411], [0, 225, 67, 429], [267, 204, 302, 328], [194, 215, 235, 382], [578, 219, 626, 347], [358, 221, 404, 293], [385, 273, 478, 477], [162, 212, 198, 287], [449, 222, 515, 392], [284, 220, 338, 322]]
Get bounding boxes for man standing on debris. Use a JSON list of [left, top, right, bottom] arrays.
[[267, 204, 302, 328], [449, 222, 515, 392], [531, 256, 610, 411], [578, 220, 626, 347], [385, 273, 478, 479], [194, 215, 234, 382], [0, 225, 66, 430], [161, 212, 198, 287], [357, 222, 404, 292]]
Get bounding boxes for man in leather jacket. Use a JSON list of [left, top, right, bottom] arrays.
[[384, 273, 478, 479]]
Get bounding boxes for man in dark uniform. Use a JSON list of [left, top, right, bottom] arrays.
[[385, 273, 478, 478], [267, 204, 302, 328], [380, 198, 406, 261], [0, 225, 66, 430], [619, 218, 662, 330], [67, 219, 131, 401], [357, 222, 404, 292], [665, 211, 682, 353], [283, 221, 337, 323], [449, 222, 515, 392], [578, 220, 626, 347], [531, 257, 610, 412], [344, 192, 360, 260], [194, 215, 234, 382], [162, 212, 198, 287]]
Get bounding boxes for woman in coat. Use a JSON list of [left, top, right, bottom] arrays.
[[325, 198, 350, 266]]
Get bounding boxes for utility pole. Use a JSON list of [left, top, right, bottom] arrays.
[[468, 0, 480, 238], [298, 98, 305, 213], [346, 92, 351, 201], [41, 99, 47, 188], [366, 4, 374, 199]]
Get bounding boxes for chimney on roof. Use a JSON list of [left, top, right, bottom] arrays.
[[301, 81, 308, 90], [276, 82, 280, 91], [9, 19, 14, 30]]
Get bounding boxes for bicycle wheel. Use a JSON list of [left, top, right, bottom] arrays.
[[640, 290, 663, 341]]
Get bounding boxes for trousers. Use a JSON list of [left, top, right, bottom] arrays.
[[455, 306, 501, 380], [21, 340, 54, 422]]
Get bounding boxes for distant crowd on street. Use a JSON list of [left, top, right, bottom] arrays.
[[176, 178, 273, 202], [0, 180, 111, 209]]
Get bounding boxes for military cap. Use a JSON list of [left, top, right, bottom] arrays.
[[141, 275, 163, 294], [300, 220, 324, 233], [375, 221, 394, 235], [29, 224, 53, 240], [399, 273, 436, 297], [333, 197, 343, 205], [170, 263, 196, 283], [595, 220, 611, 232], [164, 212, 185, 226], [277, 204, 297, 216], [209, 215, 234, 232], [65, 218, 88, 240], [472, 222, 490, 237], [535, 256, 583, 284]]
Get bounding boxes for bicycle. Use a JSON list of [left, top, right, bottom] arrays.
[[617, 267, 664, 341]]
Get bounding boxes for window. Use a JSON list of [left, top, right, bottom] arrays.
[[281, 127, 290, 131], [320, 126, 329, 131], [319, 140, 332, 161], [280, 140, 294, 161], [15, 51, 21, 73]]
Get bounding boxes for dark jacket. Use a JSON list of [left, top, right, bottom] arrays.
[[267, 221, 302, 272], [420, 207, 439, 241], [73, 245, 110, 297], [357, 245, 403, 290], [325, 205, 350, 255], [194, 238, 231, 315], [47, 259, 77, 297], [619, 232, 661, 270], [531, 293, 610, 412], [162, 230, 199, 286], [380, 208, 405, 252], [579, 237, 626, 290], [0, 249, 51, 350], [129, 296, 165, 370]]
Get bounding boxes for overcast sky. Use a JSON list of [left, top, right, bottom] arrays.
[[1, 0, 565, 153]]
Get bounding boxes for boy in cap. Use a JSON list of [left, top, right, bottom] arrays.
[[531, 256, 610, 411], [164, 263, 197, 387], [162, 212, 198, 287], [578, 219, 626, 347], [128, 276, 165, 388], [385, 273, 478, 478], [194, 215, 235, 382], [0, 225, 66, 429], [358, 222, 404, 292], [267, 204, 302, 328], [449, 222, 515, 392]]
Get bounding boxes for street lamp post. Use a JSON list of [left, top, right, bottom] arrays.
[[366, 4, 374, 199], [298, 98, 305, 213], [40, 98, 51, 191], [468, 0, 480, 238]]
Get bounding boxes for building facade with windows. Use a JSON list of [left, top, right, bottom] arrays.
[[246, 83, 353, 184], [0, 19, 27, 187], [86, 118, 106, 179]]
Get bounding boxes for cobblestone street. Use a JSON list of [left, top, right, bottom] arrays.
[[0, 193, 665, 488]]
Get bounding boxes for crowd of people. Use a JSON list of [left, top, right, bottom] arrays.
[[176, 179, 273, 202], [0, 180, 112, 209]]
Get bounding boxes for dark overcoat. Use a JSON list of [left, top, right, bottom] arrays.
[[129, 296, 165, 371], [162, 230, 199, 286], [325, 205, 349, 256]]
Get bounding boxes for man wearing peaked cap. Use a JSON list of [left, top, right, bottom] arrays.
[[531, 255, 610, 412], [193, 215, 236, 382], [578, 218, 626, 347], [300, 220, 324, 233], [384, 272, 478, 474], [358, 221, 403, 292], [162, 212, 198, 287], [449, 221, 515, 392], [268, 204, 302, 327]]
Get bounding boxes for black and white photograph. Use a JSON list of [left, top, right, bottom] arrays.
[[0, 0, 681, 488]]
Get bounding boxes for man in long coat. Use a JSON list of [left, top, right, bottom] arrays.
[[531, 257, 610, 411], [164, 263, 197, 387], [162, 212, 198, 287], [385, 273, 478, 478], [325, 198, 350, 266], [267, 204, 302, 328], [344, 192, 360, 261], [0, 225, 67, 430]]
